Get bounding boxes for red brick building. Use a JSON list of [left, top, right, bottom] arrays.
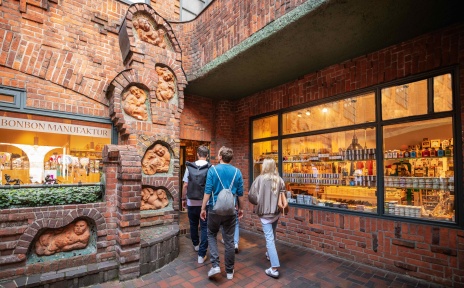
[[0, 0, 463, 287]]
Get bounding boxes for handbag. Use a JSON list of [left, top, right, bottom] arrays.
[[248, 178, 259, 205], [278, 191, 289, 215]]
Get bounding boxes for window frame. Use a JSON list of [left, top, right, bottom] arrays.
[[249, 67, 462, 228]]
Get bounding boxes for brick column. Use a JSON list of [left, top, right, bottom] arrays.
[[103, 145, 142, 281]]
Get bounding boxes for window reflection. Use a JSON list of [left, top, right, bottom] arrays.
[[434, 74, 452, 112], [382, 79, 427, 120], [252, 115, 278, 139], [282, 93, 375, 135]]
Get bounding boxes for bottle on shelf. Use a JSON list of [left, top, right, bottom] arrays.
[[445, 145, 451, 156], [437, 145, 445, 157], [404, 148, 410, 158], [421, 147, 430, 157], [410, 147, 417, 158], [430, 147, 437, 157]]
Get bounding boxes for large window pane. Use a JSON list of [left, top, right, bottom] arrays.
[[252, 140, 278, 180], [382, 79, 427, 120], [282, 128, 377, 213], [252, 115, 278, 139], [282, 93, 375, 135], [434, 74, 453, 112], [383, 117, 455, 222], [0, 121, 111, 185]]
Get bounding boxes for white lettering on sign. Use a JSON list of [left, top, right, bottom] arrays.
[[0, 116, 111, 137]]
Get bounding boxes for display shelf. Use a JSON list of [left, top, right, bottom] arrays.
[[384, 156, 452, 161]]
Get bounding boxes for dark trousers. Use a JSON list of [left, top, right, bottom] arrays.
[[187, 205, 208, 257], [207, 209, 236, 273]]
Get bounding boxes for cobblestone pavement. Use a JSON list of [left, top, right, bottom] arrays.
[[87, 228, 443, 288]]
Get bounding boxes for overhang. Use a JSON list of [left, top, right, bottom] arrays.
[[185, 0, 464, 100]]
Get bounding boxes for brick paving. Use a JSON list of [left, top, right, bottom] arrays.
[[87, 214, 444, 288]]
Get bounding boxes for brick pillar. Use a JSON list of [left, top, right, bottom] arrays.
[[103, 145, 142, 281]]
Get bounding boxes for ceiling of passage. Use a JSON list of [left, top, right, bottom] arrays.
[[184, 0, 464, 100]]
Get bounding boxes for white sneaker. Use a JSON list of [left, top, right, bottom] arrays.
[[265, 252, 270, 261], [208, 266, 221, 278], [194, 245, 199, 251], [265, 267, 279, 278], [227, 270, 234, 280], [198, 255, 207, 264], [234, 243, 239, 254]]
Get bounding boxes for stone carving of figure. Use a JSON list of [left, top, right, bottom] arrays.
[[35, 220, 90, 256], [155, 67, 176, 102], [122, 86, 148, 120], [133, 17, 166, 48], [141, 144, 171, 175], [141, 187, 169, 210]]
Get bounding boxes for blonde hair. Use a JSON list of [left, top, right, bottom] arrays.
[[261, 158, 280, 194]]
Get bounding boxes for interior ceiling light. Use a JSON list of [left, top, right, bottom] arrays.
[[297, 112, 302, 117], [322, 107, 328, 113], [305, 110, 311, 116]]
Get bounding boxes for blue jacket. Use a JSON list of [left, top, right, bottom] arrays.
[[204, 163, 244, 207]]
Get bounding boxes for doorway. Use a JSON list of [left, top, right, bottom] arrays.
[[179, 140, 210, 212]]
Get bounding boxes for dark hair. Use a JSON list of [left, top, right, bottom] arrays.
[[197, 145, 209, 158], [219, 146, 233, 163]]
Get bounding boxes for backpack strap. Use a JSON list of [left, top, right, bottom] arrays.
[[211, 166, 238, 206]]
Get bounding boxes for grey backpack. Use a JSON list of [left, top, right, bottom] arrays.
[[211, 166, 237, 216]]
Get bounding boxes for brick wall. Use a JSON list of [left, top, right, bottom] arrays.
[[180, 94, 214, 141], [173, 0, 307, 76], [0, 202, 112, 281], [0, 0, 179, 116], [182, 23, 464, 286], [233, 23, 464, 287]]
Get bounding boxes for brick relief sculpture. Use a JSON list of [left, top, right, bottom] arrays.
[[156, 66, 176, 102], [133, 17, 166, 48], [141, 143, 170, 174], [122, 86, 149, 120], [34, 220, 90, 256], [141, 187, 169, 210]]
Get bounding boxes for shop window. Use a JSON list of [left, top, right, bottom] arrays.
[[252, 115, 278, 139], [252, 140, 278, 180], [282, 92, 375, 135], [251, 71, 459, 224], [0, 116, 111, 186], [383, 118, 454, 221], [281, 129, 377, 212], [381, 79, 427, 120]]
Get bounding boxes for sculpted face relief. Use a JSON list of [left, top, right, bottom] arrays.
[[141, 144, 170, 174], [35, 220, 90, 256], [155, 67, 176, 102], [133, 17, 167, 48], [141, 188, 169, 210], [122, 86, 149, 120]]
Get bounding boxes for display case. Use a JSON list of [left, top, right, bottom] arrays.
[[250, 71, 459, 223], [0, 116, 111, 185], [281, 129, 379, 213]]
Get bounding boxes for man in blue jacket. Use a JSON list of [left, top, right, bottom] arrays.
[[200, 146, 244, 280]]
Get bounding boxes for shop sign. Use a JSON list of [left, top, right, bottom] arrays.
[[0, 116, 111, 137]]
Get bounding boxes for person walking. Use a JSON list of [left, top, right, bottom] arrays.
[[182, 145, 212, 264], [248, 158, 286, 279], [200, 146, 244, 280]]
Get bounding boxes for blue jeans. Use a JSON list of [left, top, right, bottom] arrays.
[[262, 219, 280, 268], [207, 209, 236, 274], [187, 205, 208, 257], [234, 212, 239, 245]]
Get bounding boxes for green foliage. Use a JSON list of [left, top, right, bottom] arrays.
[[0, 185, 102, 209]]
